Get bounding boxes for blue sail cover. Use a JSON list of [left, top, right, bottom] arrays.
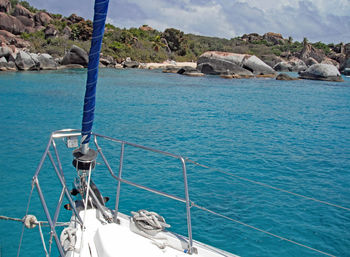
[[81, 0, 110, 144]]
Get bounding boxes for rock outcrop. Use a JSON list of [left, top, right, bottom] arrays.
[[177, 66, 204, 77], [300, 43, 325, 63], [62, 26, 71, 39], [34, 11, 52, 26], [38, 53, 57, 70], [0, 13, 26, 35], [260, 54, 284, 68], [0, 56, 7, 70], [305, 57, 318, 67], [44, 24, 58, 39], [123, 60, 139, 68], [273, 62, 291, 72], [273, 58, 307, 72], [341, 58, 350, 74], [13, 4, 33, 18], [321, 57, 339, 69], [243, 55, 276, 75], [299, 64, 343, 82], [0, 45, 12, 58], [139, 25, 154, 31], [276, 73, 298, 80], [197, 51, 274, 77], [263, 32, 285, 45], [15, 51, 37, 70], [197, 56, 253, 77], [0, 0, 11, 13], [68, 14, 84, 24], [163, 66, 181, 73], [61, 45, 88, 66]]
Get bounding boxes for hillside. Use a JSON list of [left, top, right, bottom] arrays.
[[0, 0, 349, 71]]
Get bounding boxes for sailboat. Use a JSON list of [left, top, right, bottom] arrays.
[[14, 0, 237, 256], [10, 1, 344, 257]]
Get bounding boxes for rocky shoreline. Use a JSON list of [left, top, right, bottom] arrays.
[[0, 0, 348, 82], [0, 43, 346, 82]]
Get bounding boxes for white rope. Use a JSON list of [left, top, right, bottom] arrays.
[[78, 165, 93, 255], [131, 210, 170, 235], [0, 215, 68, 227], [38, 222, 49, 257], [193, 203, 335, 257], [186, 159, 350, 212]]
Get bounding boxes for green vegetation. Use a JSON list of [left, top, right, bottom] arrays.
[[15, 0, 343, 63], [312, 41, 331, 54], [10, 0, 45, 13]]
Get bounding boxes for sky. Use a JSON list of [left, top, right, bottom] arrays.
[[27, 0, 350, 43]]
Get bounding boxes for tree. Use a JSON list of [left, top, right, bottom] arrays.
[[162, 28, 185, 52], [303, 37, 308, 46]]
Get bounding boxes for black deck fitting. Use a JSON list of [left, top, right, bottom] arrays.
[[72, 147, 97, 171]]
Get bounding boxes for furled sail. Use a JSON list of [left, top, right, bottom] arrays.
[[81, 0, 110, 147]]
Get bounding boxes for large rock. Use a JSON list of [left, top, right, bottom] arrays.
[[15, 51, 36, 70], [305, 57, 318, 67], [321, 57, 339, 69], [288, 58, 307, 72], [44, 24, 58, 39], [260, 54, 284, 68], [263, 32, 285, 45], [197, 51, 274, 76], [34, 11, 52, 26], [0, 56, 7, 70], [276, 73, 298, 81], [6, 60, 16, 70], [0, 13, 26, 34], [16, 15, 34, 27], [139, 25, 154, 31], [0, 45, 13, 58], [163, 66, 181, 73], [0, 29, 15, 41], [62, 26, 71, 39], [300, 43, 325, 63], [273, 62, 292, 72], [241, 33, 262, 42], [68, 13, 84, 23], [13, 4, 33, 18], [0, 0, 10, 13], [29, 53, 40, 70], [242, 55, 276, 75], [37, 53, 57, 70], [345, 43, 350, 57], [61, 45, 88, 66], [299, 64, 343, 82], [340, 58, 350, 74], [197, 56, 253, 76], [123, 60, 139, 68], [12, 37, 30, 48], [177, 66, 204, 77]]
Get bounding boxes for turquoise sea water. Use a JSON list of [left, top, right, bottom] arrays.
[[0, 69, 350, 257]]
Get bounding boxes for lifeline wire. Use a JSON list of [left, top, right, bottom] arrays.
[[193, 203, 335, 257], [186, 159, 350, 212], [16, 183, 34, 257]]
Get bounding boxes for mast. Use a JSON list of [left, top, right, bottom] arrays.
[[81, 0, 110, 154]]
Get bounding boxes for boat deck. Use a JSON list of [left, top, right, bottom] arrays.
[[64, 209, 238, 257]]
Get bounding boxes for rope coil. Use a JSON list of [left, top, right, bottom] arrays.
[[131, 210, 170, 235], [0, 215, 38, 229]]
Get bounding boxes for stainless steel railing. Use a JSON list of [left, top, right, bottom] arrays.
[[33, 129, 195, 256]]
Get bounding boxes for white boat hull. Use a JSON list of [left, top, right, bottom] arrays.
[[62, 209, 238, 257]]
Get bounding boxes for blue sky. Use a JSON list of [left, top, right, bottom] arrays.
[[27, 0, 350, 43]]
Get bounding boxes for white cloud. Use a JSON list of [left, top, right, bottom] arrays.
[[27, 0, 350, 43]]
